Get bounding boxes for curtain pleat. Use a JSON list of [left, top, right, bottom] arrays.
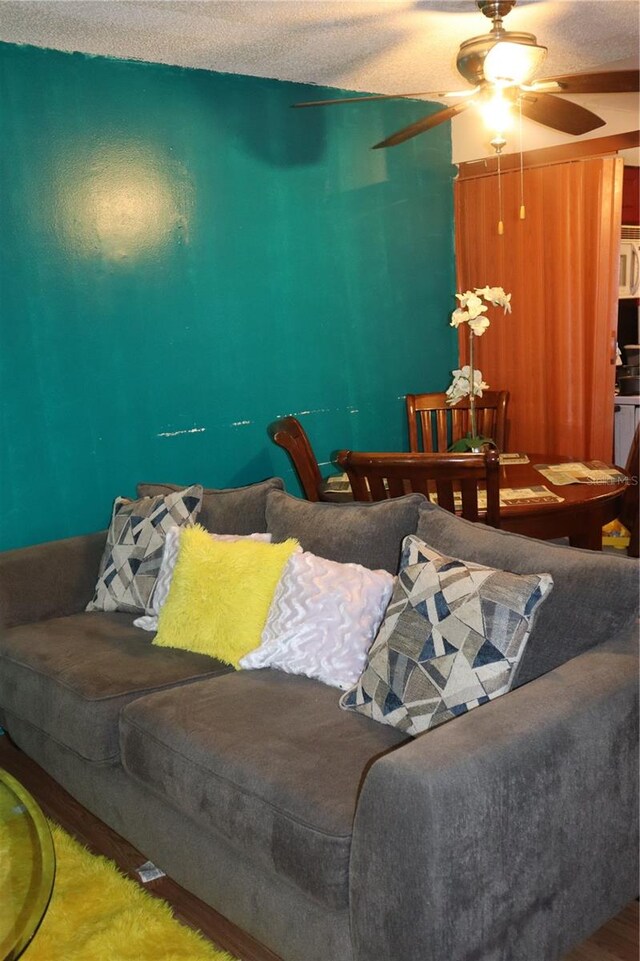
[[455, 156, 622, 461]]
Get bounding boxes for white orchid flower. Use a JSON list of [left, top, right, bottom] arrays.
[[446, 381, 468, 406], [445, 367, 468, 406], [447, 366, 465, 384], [450, 308, 469, 328], [445, 365, 489, 405], [451, 291, 490, 328], [475, 286, 512, 313], [464, 294, 488, 319], [468, 315, 491, 336], [455, 291, 482, 314], [446, 287, 508, 442], [455, 291, 473, 307], [474, 286, 491, 300], [473, 369, 490, 395]]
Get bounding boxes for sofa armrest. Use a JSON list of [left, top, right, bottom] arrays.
[[349, 633, 639, 961], [0, 531, 107, 628]]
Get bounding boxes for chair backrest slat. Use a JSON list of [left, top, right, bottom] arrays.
[[459, 478, 480, 522], [417, 411, 431, 453], [408, 476, 433, 500], [435, 410, 449, 452], [435, 479, 456, 514], [368, 475, 389, 500], [349, 475, 371, 502], [386, 476, 407, 498]]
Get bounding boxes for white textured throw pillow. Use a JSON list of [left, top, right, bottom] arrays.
[[239, 551, 395, 690], [133, 525, 272, 632]]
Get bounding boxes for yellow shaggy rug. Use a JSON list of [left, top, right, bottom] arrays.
[[23, 823, 238, 961]]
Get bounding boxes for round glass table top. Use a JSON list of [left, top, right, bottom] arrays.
[[0, 768, 55, 961]]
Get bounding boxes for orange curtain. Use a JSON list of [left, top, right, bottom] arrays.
[[455, 155, 622, 461]]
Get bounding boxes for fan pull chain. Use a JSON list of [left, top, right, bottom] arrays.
[[519, 100, 526, 220], [490, 134, 506, 236], [497, 148, 504, 235]]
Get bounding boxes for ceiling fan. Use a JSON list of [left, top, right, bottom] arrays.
[[292, 0, 639, 150]]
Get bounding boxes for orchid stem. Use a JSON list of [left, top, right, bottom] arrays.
[[469, 331, 477, 441]]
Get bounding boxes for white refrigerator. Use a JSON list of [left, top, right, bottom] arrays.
[[614, 395, 640, 466]]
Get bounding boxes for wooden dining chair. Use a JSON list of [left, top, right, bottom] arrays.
[[267, 416, 324, 501], [335, 448, 501, 528], [406, 390, 509, 453]]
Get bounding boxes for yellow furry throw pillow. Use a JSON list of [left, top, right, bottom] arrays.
[[153, 526, 299, 667]]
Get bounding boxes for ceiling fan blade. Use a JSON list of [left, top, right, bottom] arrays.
[[440, 88, 481, 99], [372, 100, 474, 149], [538, 70, 640, 95], [292, 91, 452, 109], [519, 92, 605, 135]]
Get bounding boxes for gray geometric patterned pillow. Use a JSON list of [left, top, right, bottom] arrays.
[[86, 485, 203, 614], [339, 535, 553, 736]]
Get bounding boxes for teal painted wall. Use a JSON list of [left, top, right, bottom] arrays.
[[0, 42, 456, 550]]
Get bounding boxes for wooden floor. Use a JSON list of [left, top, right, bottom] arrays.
[[1, 733, 637, 961]]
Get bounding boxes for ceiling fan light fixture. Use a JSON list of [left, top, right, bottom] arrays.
[[293, 0, 634, 150], [484, 39, 547, 86], [480, 89, 513, 133]]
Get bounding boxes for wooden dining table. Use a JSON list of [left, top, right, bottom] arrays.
[[320, 452, 629, 552], [492, 453, 627, 550]]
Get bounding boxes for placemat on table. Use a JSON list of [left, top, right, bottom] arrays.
[[535, 461, 627, 486]]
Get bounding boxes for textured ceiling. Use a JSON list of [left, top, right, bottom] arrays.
[[1, 0, 638, 160], [1, 0, 638, 94]]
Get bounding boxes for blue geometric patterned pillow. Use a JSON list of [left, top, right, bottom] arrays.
[[339, 535, 553, 736], [86, 485, 203, 615]]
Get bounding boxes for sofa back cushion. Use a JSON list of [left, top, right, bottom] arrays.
[[137, 477, 284, 535], [416, 501, 639, 685], [265, 490, 425, 574], [0, 531, 108, 629]]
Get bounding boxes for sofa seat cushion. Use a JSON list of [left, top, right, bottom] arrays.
[[0, 612, 231, 763], [119, 669, 408, 908], [137, 477, 284, 535]]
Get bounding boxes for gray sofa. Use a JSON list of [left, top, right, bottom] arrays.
[[0, 481, 638, 961]]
